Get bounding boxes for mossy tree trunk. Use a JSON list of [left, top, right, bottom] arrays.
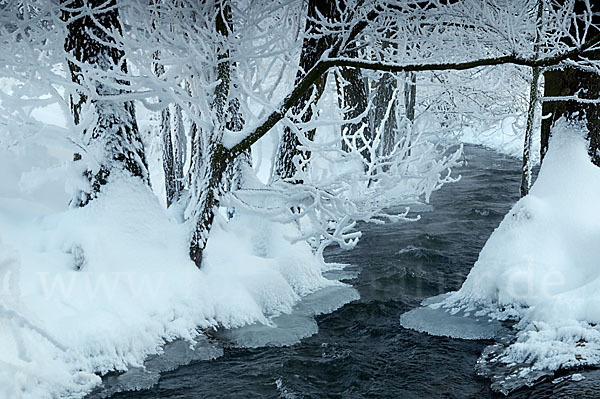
[[188, 0, 245, 268]]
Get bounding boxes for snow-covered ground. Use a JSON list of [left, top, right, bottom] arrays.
[[0, 62, 554, 398], [461, 116, 540, 162], [403, 119, 600, 389], [0, 121, 357, 398], [0, 65, 464, 397]]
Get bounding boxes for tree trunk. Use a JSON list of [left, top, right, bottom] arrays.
[[188, 0, 239, 268], [521, 66, 541, 197], [541, 66, 600, 166], [151, 1, 185, 207], [159, 102, 185, 208], [224, 98, 249, 193], [62, 0, 149, 206], [171, 103, 186, 199], [339, 64, 371, 161], [372, 54, 415, 162], [152, 50, 179, 207], [404, 72, 417, 122], [521, 0, 543, 197], [372, 73, 398, 159], [161, 105, 177, 206], [189, 144, 232, 267], [541, 0, 600, 166], [186, 76, 202, 188], [403, 71, 417, 158], [372, 34, 400, 161], [273, 0, 337, 181]]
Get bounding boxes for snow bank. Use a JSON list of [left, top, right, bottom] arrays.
[[461, 116, 540, 162], [445, 120, 600, 318], [0, 133, 356, 398], [403, 119, 600, 388]]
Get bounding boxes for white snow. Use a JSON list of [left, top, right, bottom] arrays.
[[403, 119, 600, 383], [461, 116, 540, 162], [571, 373, 585, 382], [0, 125, 357, 398]]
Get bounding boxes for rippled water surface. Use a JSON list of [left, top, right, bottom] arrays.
[[110, 145, 594, 398]]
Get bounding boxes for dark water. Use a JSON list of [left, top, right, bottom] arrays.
[[110, 145, 590, 398]]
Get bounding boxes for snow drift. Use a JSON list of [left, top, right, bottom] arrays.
[[403, 119, 600, 389], [0, 135, 357, 398], [461, 116, 541, 162]]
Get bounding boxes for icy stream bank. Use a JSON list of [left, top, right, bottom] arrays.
[[401, 121, 600, 394]]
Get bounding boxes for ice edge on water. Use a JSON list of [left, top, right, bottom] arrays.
[[400, 293, 509, 340], [217, 284, 360, 348], [87, 282, 359, 397], [87, 335, 223, 398]]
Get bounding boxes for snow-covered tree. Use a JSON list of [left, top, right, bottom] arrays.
[[273, 0, 337, 182], [3, 0, 600, 270], [541, 0, 600, 165], [61, 0, 149, 206]]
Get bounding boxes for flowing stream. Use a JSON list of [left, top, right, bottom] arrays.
[[104, 145, 595, 398]]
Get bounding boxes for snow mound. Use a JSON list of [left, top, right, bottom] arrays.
[[0, 134, 355, 398], [405, 119, 600, 392], [461, 116, 540, 161]]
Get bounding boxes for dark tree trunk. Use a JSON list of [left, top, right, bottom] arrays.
[[189, 144, 232, 267], [541, 0, 600, 166], [371, 46, 415, 166], [224, 98, 249, 193], [371, 35, 400, 161], [159, 103, 185, 208], [403, 71, 417, 158], [161, 105, 177, 206], [274, 0, 337, 181], [373, 73, 398, 157], [541, 66, 600, 166], [404, 72, 417, 122], [152, 50, 180, 207], [186, 76, 202, 188], [171, 103, 186, 199], [339, 64, 371, 161], [62, 0, 149, 206], [151, 1, 185, 208]]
